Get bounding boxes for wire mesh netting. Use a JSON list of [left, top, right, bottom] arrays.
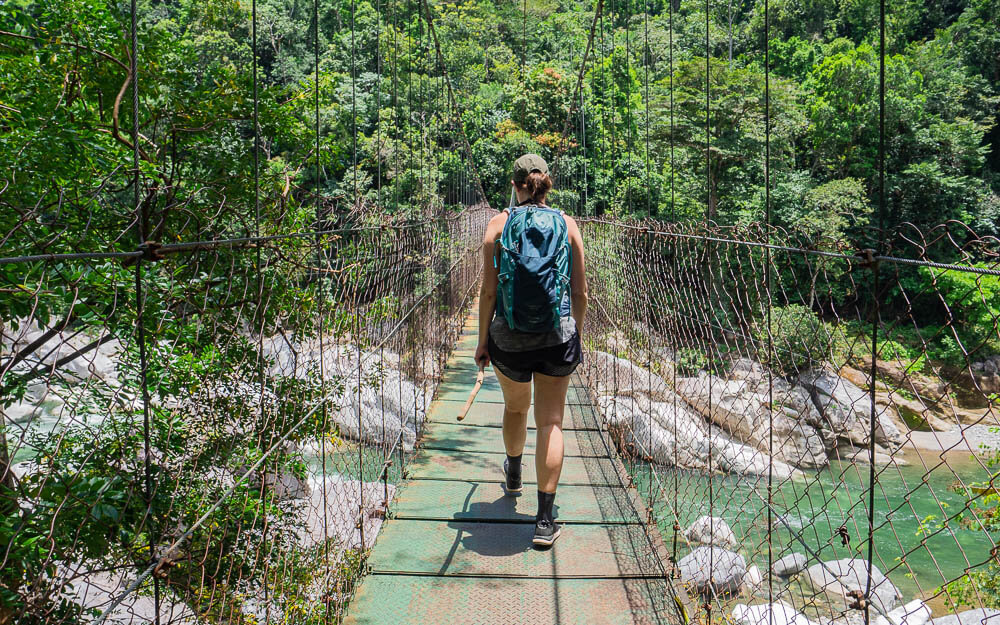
[[577, 218, 1000, 625], [0, 0, 502, 617], [0, 0, 491, 621], [5, 0, 1000, 622], [2, 205, 491, 622]]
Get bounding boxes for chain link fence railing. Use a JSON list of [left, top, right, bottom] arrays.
[[1, 203, 491, 623], [1, 0, 494, 620], [578, 217, 1000, 625]]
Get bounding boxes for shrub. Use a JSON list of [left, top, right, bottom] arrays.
[[940, 446, 1000, 608], [676, 348, 708, 376], [754, 304, 846, 373], [928, 335, 971, 368], [877, 338, 927, 373], [916, 264, 1000, 360]]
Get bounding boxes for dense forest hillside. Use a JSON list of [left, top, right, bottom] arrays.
[[4, 0, 998, 426], [2, 0, 1000, 622], [2, 0, 998, 241]]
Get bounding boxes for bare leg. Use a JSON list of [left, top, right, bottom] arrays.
[[532, 372, 570, 493], [495, 368, 531, 457]]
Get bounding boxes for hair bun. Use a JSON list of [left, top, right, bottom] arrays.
[[523, 171, 553, 204]]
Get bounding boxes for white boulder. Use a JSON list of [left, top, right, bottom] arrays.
[[260, 335, 431, 449], [773, 553, 808, 577], [733, 602, 816, 625], [597, 394, 803, 479], [707, 431, 804, 481], [799, 367, 903, 448], [685, 516, 738, 548], [805, 558, 902, 613], [598, 394, 709, 469], [332, 370, 431, 450], [299, 475, 396, 550], [582, 351, 674, 401], [678, 546, 747, 597], [676, 369, 828, 469], [875, 600, 932, 625], [929, 609, 1000, 625]]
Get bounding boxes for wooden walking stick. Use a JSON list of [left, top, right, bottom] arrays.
[[456, 365, 486, 422]]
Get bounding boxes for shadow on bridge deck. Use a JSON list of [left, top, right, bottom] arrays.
[[344, 310, 690, 625]]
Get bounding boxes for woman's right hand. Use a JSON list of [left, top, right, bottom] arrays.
[[474, 343, 490, 369]]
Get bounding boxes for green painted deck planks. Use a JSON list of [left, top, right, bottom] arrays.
[[343, 311, 684, 625], [345, 576, 677, 625]]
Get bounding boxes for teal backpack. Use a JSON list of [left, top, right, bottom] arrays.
[[494, 205, 572, 333]]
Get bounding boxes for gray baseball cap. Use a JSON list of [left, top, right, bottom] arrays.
[[512, 153, 549, 183]]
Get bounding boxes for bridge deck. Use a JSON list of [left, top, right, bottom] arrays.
[[345, 312, 685, 625]]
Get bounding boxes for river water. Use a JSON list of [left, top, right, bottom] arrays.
[[632, 446, 999, 605]]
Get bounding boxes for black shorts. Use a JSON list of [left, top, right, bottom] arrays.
[[487, 332, 583, 383]]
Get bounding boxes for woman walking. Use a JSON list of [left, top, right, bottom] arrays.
[[474, 154, 589, 547]]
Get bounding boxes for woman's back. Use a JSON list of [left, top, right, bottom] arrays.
[[474, 152, 589, 547]]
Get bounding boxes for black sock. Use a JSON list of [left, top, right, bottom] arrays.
[[537, 490, 556, 524], [506, 454, 522, 476]]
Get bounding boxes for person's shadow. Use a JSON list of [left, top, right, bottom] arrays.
[[437, 485, 563, 574]]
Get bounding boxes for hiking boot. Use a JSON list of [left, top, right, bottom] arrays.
[[532, 519, 561, 547], [503, 457, 522, 493]]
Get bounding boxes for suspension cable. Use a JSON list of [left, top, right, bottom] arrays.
[[551, 0, 605, 182], [580, 73, 588, 215], [764, 0, 776, 618], [348, 0, 367, 552], [128, 0, 160, 620], [624, 0, 632, 218], [393, 0, 400, 215], [668, 0, 679, 564], [704, 0, 716, 613], [522, 0, 528, 129], [419, 0, 489, 206], [250, 0, 277, 617], [609, 0, 616, 198], [643, 0, 651, 219], [598, 2, 606, 215], [864, 0, 888, 621]]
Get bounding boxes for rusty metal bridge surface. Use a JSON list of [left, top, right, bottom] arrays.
[[344, 310, 689, 625]]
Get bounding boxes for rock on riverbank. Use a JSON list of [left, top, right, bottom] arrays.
[[875, 600, 933, 625], [773, 553, 808, 577], [262, 337, 433, 450], [3, 324, 434, 454], [805, 558, 902, 613], [929, 609, 1000, 625], [733, 602, 816, 625], [678, 546, 748, 597], [583, 350, 931, 473], [583, 350, 676, 401], [59, 471, 386, 624], [597, 394, 803, 480], [584, 351, 819, 473], [676, 367, 829, 469], [685, 516, 739, 548], [798, 366, 903, 449]]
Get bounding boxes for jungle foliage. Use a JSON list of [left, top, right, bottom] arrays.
[[2, 0, 1000, 619]]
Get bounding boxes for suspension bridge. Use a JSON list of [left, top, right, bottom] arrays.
[[3, 0, 1000, 623], [342, 307, 688, 624]]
